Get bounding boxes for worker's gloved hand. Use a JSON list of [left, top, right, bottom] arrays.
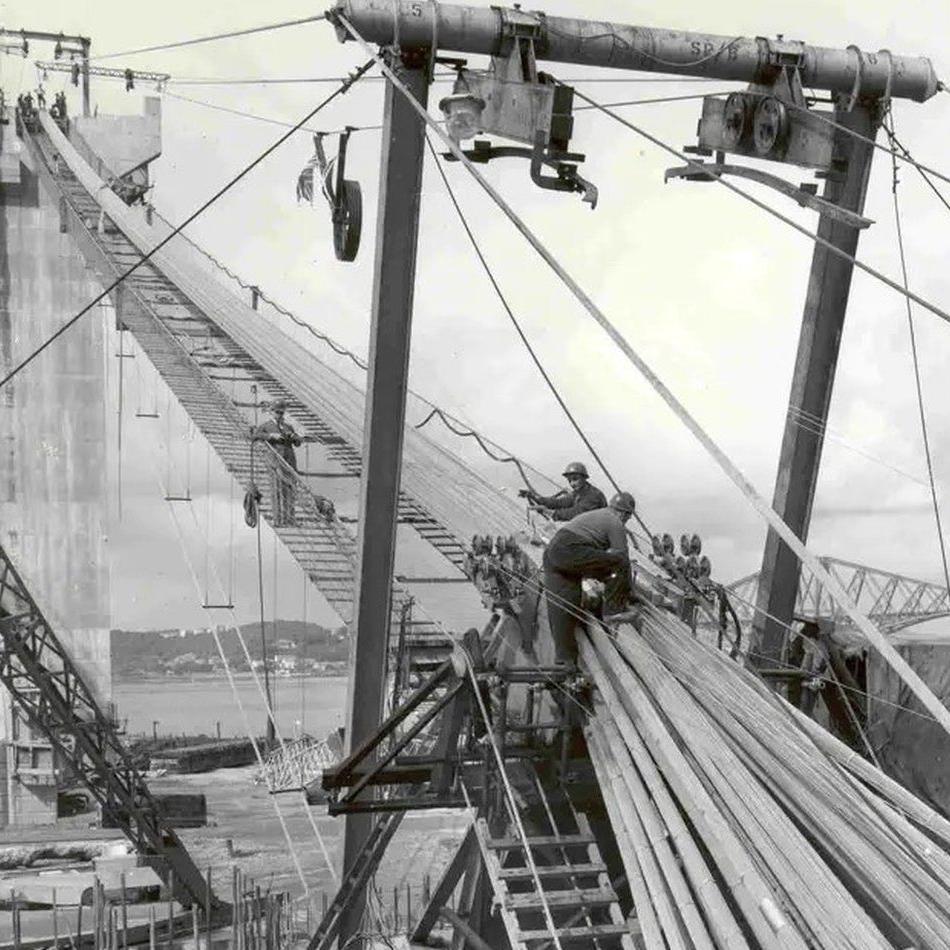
[[517, 488, 533, 499]]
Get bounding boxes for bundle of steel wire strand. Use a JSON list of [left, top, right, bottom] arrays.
[[580, 607, 950, 949]]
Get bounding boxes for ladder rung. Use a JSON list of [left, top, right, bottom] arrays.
[[517, 924, 633, 941], [488, 833, 596, 850], [497, 862, 607, 880], [506, 887, 616, 911]]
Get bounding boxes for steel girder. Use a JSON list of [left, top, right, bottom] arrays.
[[0, 542, 216, 909]]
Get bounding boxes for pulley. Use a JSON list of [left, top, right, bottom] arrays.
[[298, 128, 363, 262], [753, 96, 790, 158]]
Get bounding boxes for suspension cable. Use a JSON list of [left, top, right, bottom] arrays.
[[340, 13, 950, 740], [145, 395, 310, 892], [569, 86, 950, 331], [132, 335, 338, 887], [162, 89, 383, 136], [91, 14, 327, 61], [885, 112, 950, 595], [425, 135, 655, 541], [889, 129, 950, 220], [0, 60, 375, 392], [164, 74, 720, 87]]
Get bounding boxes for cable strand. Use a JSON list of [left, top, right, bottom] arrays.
[[885, 112, 950, 595], [91, 14, 327, 61], [0, 61, 374, 393]]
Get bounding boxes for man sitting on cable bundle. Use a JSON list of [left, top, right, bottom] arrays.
[[542, 491, 642, 671], [519, 461, 607, 521]]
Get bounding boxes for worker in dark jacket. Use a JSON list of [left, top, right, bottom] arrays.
[[542, 492, 637, 668], [251, 400, 304, 527], [520, 462, 607, 521]]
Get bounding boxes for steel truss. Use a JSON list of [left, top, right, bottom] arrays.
[[0, 541, 218, 910], [727, 556, 950, 633]]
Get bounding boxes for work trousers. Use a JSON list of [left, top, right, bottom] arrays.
[[269, 461, 297, 527], [542, 530, 630, 666]]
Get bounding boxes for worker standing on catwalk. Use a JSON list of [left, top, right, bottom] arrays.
[[520, 461, 606, 521], [251, 399, 304, 527], [542, 492, 638, 669]]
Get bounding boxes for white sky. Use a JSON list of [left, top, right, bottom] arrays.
[[5, 0, 950, 631]]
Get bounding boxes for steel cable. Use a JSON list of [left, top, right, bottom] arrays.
[[885, 112, 950, 596], [91, 14, 327, 61], [0, 61, 375, 392]]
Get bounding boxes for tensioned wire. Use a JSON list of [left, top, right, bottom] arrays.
[[153, 77, 939, 531], [479, 551, 946, 729], [0, 61, 377, 392], [90, 14, 329, 61], [885, 110, 950, 596], [338, 20, 950, 734], [568, 85, 950, 329], [139, 362, 310, 894], [129, 331, 339, 890], [339, 35, 950, 731]]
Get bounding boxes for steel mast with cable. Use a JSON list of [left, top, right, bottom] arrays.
[[326, 2, 941, 944]]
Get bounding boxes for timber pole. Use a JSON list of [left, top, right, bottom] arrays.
[[339, 50, 429, 950], [749, 100, 882, 669]]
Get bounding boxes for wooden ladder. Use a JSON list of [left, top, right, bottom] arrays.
[[473, 814, 636, 948]]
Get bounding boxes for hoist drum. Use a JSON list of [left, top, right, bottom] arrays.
[[333, 178, 362, 262]]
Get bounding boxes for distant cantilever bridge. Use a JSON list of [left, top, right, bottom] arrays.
[[725, 557, 950, 635]]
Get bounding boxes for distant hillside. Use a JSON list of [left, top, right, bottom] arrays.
[[111, 620, 348, 679]]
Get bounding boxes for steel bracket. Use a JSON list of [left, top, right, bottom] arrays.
[[664, 160, 873, 229]]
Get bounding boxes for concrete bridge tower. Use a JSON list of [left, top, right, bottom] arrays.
[[0, 95, 160, 826]]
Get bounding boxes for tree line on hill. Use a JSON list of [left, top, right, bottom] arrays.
[[111, 620, 348, 679]]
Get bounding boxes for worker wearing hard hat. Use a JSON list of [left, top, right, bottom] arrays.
[[519, 462, 607, 521], [542, 491, 638, 668]]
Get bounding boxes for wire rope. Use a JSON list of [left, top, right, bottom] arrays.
[[139, 363, 310, 892], [785, 406, 929, 487], [164, 74, 720, 87], [888, 130, 950, 218], [162, 89, 383, 136], [0, 60, 376, 392], [424, 135, 655, 542], [484, 546, 946, 730], [885, 113, 950, 595], [569, 86, 950, 330], [127, 333, 340, 889], [91, 14, 327, 61], [340, 14, 950, 738]]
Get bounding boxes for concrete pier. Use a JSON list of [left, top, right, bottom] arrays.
[[0, 101, 160, 827]]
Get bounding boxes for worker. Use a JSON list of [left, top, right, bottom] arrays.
[[542, 491, 638, 669], [520, 462, 607, 521], [251, 399, 309, 527]]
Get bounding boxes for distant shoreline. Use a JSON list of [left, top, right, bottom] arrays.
[[113, 671, 348, 684]]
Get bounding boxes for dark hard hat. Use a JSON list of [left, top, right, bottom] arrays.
[[562, 461, 589, 479], [609, 491, 636, 514], [270, 399, 288, 411]]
